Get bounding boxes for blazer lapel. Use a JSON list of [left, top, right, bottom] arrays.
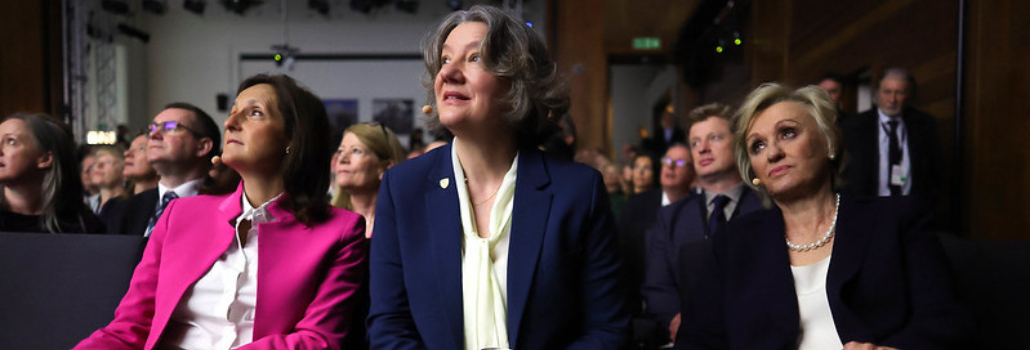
[[506, 150, 552, 348], [424, 145, 465, 350], [825, 195, 874, 340]]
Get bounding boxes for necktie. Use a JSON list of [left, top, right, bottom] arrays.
[[888, 120, 902, 196], [708, 194, 730, 237], [145, 192, 179, 237]]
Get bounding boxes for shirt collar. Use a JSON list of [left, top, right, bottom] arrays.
[[704, 181, 745, 206], [239, 190, 281, 225], [877, 108, 903, 124], [158, 177, 206, 200]]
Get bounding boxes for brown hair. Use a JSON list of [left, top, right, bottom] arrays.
[[237, 74, 332, 226]]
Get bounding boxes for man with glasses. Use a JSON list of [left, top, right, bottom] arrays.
[[120, 102, 221, 236], [640, 103, 763, 346], [618, 142, 696, 350]]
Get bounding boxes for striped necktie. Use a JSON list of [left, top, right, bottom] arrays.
[[144, 192, 178, 237]]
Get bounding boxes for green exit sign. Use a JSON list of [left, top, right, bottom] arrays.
[[633, 37, 661, 50]]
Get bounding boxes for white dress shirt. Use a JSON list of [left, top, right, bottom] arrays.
[[159, 191, 279, 350], [877, 109, 912, 196], [792, 255, 843, 350], [157, 178, 205, 202]]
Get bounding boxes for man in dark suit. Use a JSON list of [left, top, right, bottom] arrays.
[[120, 102, 220, 236], [618, 143, 694, 335], [643, 104, 687, 157], [641, 103, 763, 345], [842, 68, 942, 203]]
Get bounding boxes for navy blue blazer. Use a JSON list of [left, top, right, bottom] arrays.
[[641, 187, 762, 330], [368, 145, 630, 350], [676, 195, 970, 350]]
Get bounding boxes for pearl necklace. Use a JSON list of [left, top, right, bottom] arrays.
[[785, 193, 840, 252]]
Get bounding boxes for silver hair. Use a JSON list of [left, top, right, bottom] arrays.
[[421, 5, 569, 145]]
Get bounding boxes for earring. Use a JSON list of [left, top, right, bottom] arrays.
[[752, 178, 762, 186], [285, 147, 291, 154], [829, 153, 836, 160]]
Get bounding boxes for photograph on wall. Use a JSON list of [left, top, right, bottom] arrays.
[[324, 99, 359, 147], [372, 98, 414, 135]]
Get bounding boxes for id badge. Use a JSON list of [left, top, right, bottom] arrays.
[[890, 164, 907, 187]]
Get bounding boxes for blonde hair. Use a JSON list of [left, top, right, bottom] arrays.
[[733, 83, 845, 198], [331, 123, 406, 210]]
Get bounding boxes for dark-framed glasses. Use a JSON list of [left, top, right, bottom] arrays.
[[662, 157, 688, 167], [148, 121, 200, 137]]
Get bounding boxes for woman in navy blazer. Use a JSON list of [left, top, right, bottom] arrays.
[[675, 84, 969, 350], [367, 5, 629, 350]]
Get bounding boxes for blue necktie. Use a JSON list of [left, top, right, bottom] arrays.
[[144, 192, 178, 237], [708, 195, 730, 237]]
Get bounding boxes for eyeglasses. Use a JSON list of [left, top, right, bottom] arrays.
[[662, 157, 688, 167], [148, 121, 200, 137]]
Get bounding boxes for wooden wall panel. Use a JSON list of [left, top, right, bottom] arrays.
[[552, 0, 608, 152], [963, 0, 1030, 240], [0, 0, 62, 117]]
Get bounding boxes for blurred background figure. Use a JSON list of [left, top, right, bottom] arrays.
[[0, 113, 103, 233], [817, 72, 847, 124], [630, 153, 657, 195], [91, 146, 129, 233], [842, 67, 942, 209], [122, 133, 159, 195], [332, 123, 406, 238], [79, 147, 99, 212]]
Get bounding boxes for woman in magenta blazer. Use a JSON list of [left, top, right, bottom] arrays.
[[74, 74, 368, 350]]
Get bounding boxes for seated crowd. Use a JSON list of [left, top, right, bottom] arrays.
[[0, 5, 969, 350]]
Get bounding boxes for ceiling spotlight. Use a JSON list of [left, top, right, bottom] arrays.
[[142, 0, 166, 14], [101, 0, 130, 15], [350, 0, 386, 14], [221, 0, 262, 15], [309, 0, 329, 16], [446, 0, 463, 11], [118, 23, 151, 43], [396, 0, 418, 14], [184, 0, 206, 15]]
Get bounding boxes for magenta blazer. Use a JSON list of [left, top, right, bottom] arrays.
[[74, 184, 368, 350]]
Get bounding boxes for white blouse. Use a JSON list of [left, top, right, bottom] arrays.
[[791, 255, 844, 350], [452, 143, 518, 350], [159, 192, 278, 350]]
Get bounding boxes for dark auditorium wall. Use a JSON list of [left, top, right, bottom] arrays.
[[0, 0, 63, 117], [962, 0, 1030, 241]]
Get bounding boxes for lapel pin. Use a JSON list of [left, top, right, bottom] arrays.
[[440, 178, 450, 189]]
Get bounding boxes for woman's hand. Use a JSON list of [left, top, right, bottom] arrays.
[[843, 341, 900, 350]]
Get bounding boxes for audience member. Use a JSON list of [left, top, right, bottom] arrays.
[[818, 72, 847, 123], [122, 133, 159, 194], [675, 83, 969, 349], [80, 148, 100, 212], [74, 74, 369, 349], [602, 162, 626, 216], [92, 146, 129, 233], [618, 142, 698, 349], [644, 104, 686, 156], [118, 102, 219, 236], [842, 67, 943, 204], [367, 6, 629, 349], [630, 153, 657, 195], [332, 122, 406, 238], [0, 113, 103, 233], [641, 103, 763, 344], [91, 146, 126, 212]]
